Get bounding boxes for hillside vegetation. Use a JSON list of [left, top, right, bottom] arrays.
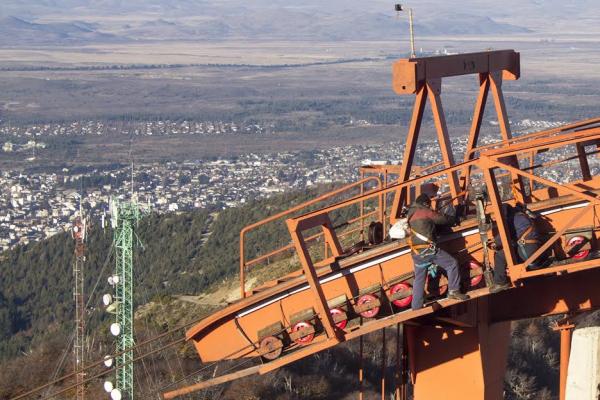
[[0, 185, 346, 361], [1, 185, 595, 399]]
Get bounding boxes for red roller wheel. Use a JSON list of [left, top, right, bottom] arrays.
[[330, 308, 348, 329], [291, 321, 315, 345], [357, 293, 380, 318], [567, 236, 590, 259], [426, 273, 447, 296], [437, 279, 448, 296], [390, 282, 412, 308], [259, 336, 283, 360], [467, 260, 484, 287]]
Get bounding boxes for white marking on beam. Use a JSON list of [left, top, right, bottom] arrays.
[[540, 201, 588, 216]]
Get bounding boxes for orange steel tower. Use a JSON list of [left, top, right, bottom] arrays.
[[162, 50, 600, 400]]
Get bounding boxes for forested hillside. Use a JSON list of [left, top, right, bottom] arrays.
[[1, 185, 597, 399], [0, 186, 338, 361]]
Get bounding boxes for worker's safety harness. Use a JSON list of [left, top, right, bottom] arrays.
[[516, 224, 538, 246], [407, 225, 439, 277], [407, 215, 437, 257]]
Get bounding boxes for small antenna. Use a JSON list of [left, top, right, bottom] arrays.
[[395, 4, 416, 58], [131, 159, 134, 197]]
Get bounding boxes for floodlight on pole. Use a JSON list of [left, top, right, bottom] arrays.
[[395, 4, 416, 58]]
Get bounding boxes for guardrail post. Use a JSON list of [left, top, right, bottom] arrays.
[[286, 216, 343, 342]]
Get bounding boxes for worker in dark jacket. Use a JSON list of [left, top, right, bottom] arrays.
[[407, 193, 469, 310], [489, 203, 547, 292]]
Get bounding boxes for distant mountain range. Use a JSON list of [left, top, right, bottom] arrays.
[[0, 16, 121, 46], [0, 0, 597, 45]]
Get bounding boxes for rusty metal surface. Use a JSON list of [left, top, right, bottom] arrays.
[[392, 50, 520, 95]]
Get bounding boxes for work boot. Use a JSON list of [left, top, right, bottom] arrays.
[[447, 290, 469, 301], [490, 282, 511, 293]]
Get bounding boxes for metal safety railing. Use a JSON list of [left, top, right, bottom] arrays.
[[240, 124, 600, 299], [239, 176, 383, 298], [286, 128, 600, 285]]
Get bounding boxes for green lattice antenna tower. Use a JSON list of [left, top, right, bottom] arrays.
[[108, 198, 143, 400]]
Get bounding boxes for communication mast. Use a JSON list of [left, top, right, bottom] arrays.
[[71, 196, 88, 400], [395, 4, 416, 58], [103, 197, 144, 400]]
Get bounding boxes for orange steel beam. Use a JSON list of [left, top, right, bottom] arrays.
[[163, 365, 261, 399], [390, 51, 521, 221], [174, 123, 600, 399], [166, 262, 600, 398], [483, 155, 600, 280], [486, 128, 600, 159], [520, 204, 591, 275], [488, 267, 600, 321], [294, 160, 478, 228], [522, 149, 600, 174], [408, 264, 600, 400], [559, 327, 573, 400], [461, 73, 490, 192], [284, 126, 600, 240], [426, 80, 460, 201], [465, 116, 600, 158], [552, 317, 575, 400], [392, 50, 519, 95], [286, 215, 344, 342], [481, 161, 519, 271], [489, 71, 528, 204], [406, 321, 511, 400], [393, 85, 427, 214], [576, 143, 592, 181], [392, 83, 461, 219]]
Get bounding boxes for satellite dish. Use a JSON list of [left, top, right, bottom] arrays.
[[110, 388, 122, 400], [103, 355, 114, 368], [103, 381, 114, 393], [102, 294, 113, 306], [111, 275, 120, 285], [110, 323, 121, 336]]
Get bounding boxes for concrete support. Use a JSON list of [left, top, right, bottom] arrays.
[[406, 321, 510, 400], [566, 327, 600, 400]]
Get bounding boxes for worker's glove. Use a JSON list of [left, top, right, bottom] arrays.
[[524, 208, 538, 220]]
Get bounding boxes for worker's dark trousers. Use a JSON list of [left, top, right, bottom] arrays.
[[493, 243, 543, 284], [411, 247, 460, 310]]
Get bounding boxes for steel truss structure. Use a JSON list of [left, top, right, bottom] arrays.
[[112, 200, 143, 400], [162, 50, 600, 400]]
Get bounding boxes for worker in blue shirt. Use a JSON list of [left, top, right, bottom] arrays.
[[489, 203, 547, 292]]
